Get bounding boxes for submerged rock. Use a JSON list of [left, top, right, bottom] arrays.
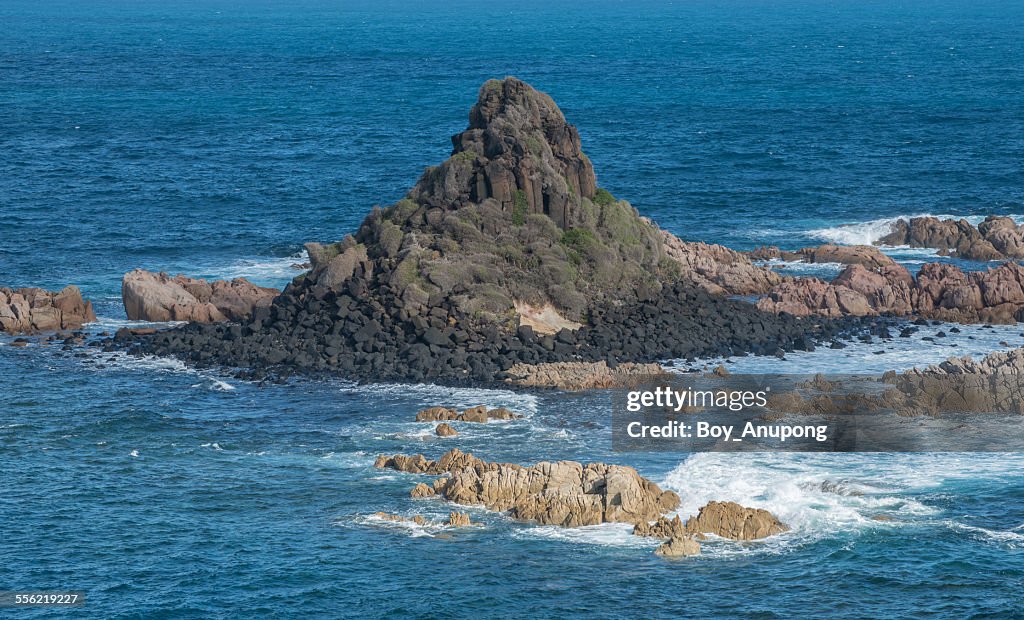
[[122, 269, 278, 323], [373, 512, 427, 526], [435, 423, 458, 437], [375, 448, 681, 527], [0, 286, 96, 334], [654, 536, 701, 558], [416, 406, 522, 423], [371, 511, 474, 528]]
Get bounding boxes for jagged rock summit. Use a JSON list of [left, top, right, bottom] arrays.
[[411, 77, 596, 228]]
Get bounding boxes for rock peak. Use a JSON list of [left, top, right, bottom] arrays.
[[410, 77, 596, 229]]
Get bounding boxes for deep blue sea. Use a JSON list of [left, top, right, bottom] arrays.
[[3, 0, 1024, 617]]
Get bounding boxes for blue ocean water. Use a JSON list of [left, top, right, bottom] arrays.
[[3, 0, 1024, 617]]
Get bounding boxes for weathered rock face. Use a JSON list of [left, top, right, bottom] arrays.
[[660, 230, 782, 295], [0, 286, 96, 334], [375, 448, 681, 528], [759, 261, 1024, 324], [122, 269, 278, 323], [755, 272, 882, 318], [504, 361, 670, 390], [410, 77, 596, 228], [878, 216, 1023, 261], [683, 501, 789, 540]]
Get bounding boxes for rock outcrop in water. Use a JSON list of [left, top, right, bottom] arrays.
[[0, 286, 96, 334], [415, 405, 521, 423], [434, 423, 458, 437], [758, 261, 1024, 324], [750, 244, 896, 269], [634, 503, 787, 542], [117, 77, 859, 385], [633, 502, 787, 558], [375, 448, 681, 527], [682, 501, 789, 540], [372, 511, 474, 527], [122, 269, 278, 323], [654, 536, 702, 558], [878, 216, 1024, 261]]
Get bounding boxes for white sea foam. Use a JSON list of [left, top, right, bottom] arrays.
[[806, 214, 1024, 247], [686, 321, 1024, 375], [336, 381, 540, 417], [356, 513, 439, 538], [215, 252, 308, 286], [656, 452, 1024, 556], [77, 348, 246, 394], [945, 521, 1024, 549], [756, 258, 846, 276], [517, 522, 654, 548]]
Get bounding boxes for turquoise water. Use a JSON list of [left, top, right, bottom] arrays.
[[3, 0, 1024, 617]]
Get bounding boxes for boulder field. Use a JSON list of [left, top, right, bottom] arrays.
[[1, 286, 96, 334], [114, 77, 863, 386]]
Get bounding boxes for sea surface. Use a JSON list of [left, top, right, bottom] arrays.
[[2, 0, 1024, 617]]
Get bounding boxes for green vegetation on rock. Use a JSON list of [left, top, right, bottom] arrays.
[[512, 190, 529, 226], [593, 188, 616, 207]]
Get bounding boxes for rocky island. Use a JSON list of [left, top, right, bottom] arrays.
[[115, 77, 857, 386]]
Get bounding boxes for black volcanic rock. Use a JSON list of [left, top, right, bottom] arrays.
[[116, 77, 864, 385]]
